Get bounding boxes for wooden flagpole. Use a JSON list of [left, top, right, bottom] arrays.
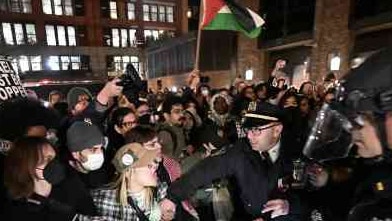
[[194, 0, 204, 71]]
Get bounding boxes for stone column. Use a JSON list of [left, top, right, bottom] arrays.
[[310, 0, 352, 82], [236, 0, 264, 84], [178, 0, 188, 35]]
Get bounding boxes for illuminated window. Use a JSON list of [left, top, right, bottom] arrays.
[[10, 55, 42, 73], [1, 23, 36, 45], [129, 29, 136, 46], [166, 6, 174, 22], [143, 4, 150, 21], [153, 30, 159, 40], [60, 56, 70, 70], [42, 0, 52, 14], [25, 24, 36, 44], [19, 56, 29, 72], [111, 29, 119, 47], [151, 5, 158, 21], [71, 56, 80, 69], [54, 0, 63, 15], [42, 0, 73, 16], [122, 56, 130, 70], [127, 2, 135, 20], [45, 25, 56, 45], [48, 56, 60, 70], [130, 56, 139, 73], [57, 26, 66, 46], [10, 0, 32, 13], [45, 25, 77, 46], [47, 55, 82, 70], [121, 29, 128, 47], [144, 30, 152, 39], [2, 23, 13, 45], [112, 55, 139, 72], [109, 1, 117, 19], [109, 28, 137, 48], [30, 56, 42, 71], [14, 24, 25, 45], [64, 0, 72, 15], [159, 6, 165, 22], [67, 26, 76, 46], [144, 29, 167, 41], [113, 56, 121, 71]]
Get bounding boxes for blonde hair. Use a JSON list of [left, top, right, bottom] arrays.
[[111, 168, 154, 208]]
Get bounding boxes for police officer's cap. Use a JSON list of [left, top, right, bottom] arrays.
[[243, 102, 283, 128]]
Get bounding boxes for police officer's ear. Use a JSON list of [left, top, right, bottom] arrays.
[[272, 123, 283, 138]]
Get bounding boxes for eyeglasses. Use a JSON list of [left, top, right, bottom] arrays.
[[245, 124, 279, 136], [121, 121, 137, 128]]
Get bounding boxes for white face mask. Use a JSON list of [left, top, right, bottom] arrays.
[[201, 89, 209, 96], [269, 98, 279, 105], [81, 153, 104, 171]]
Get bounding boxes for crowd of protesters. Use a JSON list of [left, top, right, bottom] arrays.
[[0, 52, 391, 221]]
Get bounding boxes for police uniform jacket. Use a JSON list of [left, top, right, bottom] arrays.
[[167, 140, 295, 220]]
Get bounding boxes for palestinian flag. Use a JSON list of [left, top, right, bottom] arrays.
[[201, 0, 265, 38]]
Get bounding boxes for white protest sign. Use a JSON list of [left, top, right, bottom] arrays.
[[0, 59, 27, 102]]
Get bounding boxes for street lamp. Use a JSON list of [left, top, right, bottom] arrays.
[[329, 53, 341, 71], [187, 8, 192, 18], [245, 68, 254, 81]]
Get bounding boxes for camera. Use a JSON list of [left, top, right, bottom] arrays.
[[116, 63, 143, 89], [116, 63, 147, 105]]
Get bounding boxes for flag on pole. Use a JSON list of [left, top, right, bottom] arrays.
[[201, 0, 265, 38]]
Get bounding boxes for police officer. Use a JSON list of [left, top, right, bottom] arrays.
[[303, 48, 392, 220], [160, 102, 300, 221]]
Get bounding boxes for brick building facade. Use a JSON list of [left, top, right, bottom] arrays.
[[149, 0, 392, 90], [0, 0, 187, 88]]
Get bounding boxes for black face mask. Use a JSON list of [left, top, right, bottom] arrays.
[[284, 106, 298, 112], [42, 159, 66, 185], [138, 114, 151, 125], [284, 107, 301, 124]]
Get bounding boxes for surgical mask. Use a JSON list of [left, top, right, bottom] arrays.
[[38, 159, 66, 185], [201, 89, 209, 96], [81, 153, 104, 171]]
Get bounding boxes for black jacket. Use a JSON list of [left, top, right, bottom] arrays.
[[167, 140, 299, 220], [1, 193, 77, 221], [346, 161, 392, 221], [50, 166, 97, 216], [306, 158, 392, 221]]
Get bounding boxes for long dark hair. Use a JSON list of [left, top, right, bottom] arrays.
[[110, 107, 135, 127], [4, 137, 52, 199], [106, 107, 136, 152]]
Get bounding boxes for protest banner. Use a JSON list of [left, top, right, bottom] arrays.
[[0, 59, 27, 102]]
